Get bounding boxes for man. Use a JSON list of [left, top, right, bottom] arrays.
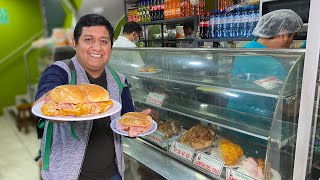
[[183, 22, 195, 39], [111, 22, 144, 72], [228, 9, 303, 117], [35, 14, 149, 180], [113, 22, 142, 47]]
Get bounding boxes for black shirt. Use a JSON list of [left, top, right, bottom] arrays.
[[79, 70, 118, 180]]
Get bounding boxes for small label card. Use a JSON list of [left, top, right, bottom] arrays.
[[146, 131, 165, 145], [226, 167, 256, 180], [193, 153, 224, 176], [169, 140, 195, 161], [145, 92, 166, 106], [254, 76, 283, 90]]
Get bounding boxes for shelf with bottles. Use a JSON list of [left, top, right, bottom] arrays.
[[126, 0, 205, 24], [198, 5, 260, 41]]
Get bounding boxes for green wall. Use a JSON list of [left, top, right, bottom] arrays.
[[0, 0, 44, 114]]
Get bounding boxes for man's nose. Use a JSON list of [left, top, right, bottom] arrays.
[[92, 40, 102, 50]]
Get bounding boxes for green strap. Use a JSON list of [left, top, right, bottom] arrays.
[[70, 70, 76, 85], [109, 67, 127, 94], [39, 68, 78, 171], [43, 121, 53, 170]]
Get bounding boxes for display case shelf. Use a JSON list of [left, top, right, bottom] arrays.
[[138, 16, 195, 25], [129, 88, 296, 148]]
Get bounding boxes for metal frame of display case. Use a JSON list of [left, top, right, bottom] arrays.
[[293, 0, 320, 179]]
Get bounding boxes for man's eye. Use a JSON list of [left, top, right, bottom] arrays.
[[101, 40, 108, 44], [85, 38, 93, 42]]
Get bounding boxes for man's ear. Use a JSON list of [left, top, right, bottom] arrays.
[[72, 38, 76, 50]]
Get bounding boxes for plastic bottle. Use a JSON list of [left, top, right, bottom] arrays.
[[246, 6, 254, 37], [228, 9, 235, 38], [234, 8, 241, 38], [209, 10, 215, 39], [215, 10, 222, 38], [221, 10, 228, 38]]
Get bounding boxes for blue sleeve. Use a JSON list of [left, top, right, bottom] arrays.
[[35, 65, 68, 101], [121, 79, 136, 115]]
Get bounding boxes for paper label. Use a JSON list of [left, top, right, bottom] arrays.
[[226, 167, 256, 180], [193, 153, 224, 176], [169, 140, 195, 161], [254, 76, 283, 90], [146, 131, 164, 145], [145, 92, 166, 106]]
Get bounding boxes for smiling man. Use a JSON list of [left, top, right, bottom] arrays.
[[35, 14, 149, 180]]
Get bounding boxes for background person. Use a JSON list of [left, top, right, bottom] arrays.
[[113, 22, 142, 47], [34, 14, 150, 180], [111, 22, 145, 72]]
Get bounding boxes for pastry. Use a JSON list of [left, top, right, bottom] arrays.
[[180, 124, 216, 150], [157, 121, 181, 139]]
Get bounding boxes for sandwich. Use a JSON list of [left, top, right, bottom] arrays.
[[117, 112, 153, 137], [41, 84, 113, 116]]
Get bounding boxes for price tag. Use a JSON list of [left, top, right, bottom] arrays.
[[146, 131, 164, 145], [226, 167, 256, 180], [254, 76, 283, 90], [145, 92, 166, 106], [169, 140, 195, 161], [193, 153, 224, 176]]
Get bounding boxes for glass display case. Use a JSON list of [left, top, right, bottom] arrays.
[[109, 47, 305, 179]]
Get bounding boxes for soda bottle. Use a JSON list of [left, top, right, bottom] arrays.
[[199, 12, 205, 39], [204, 12, 210, 39], [160, 0, 165, 19], [228, 9, 235, 38], [180, 0, 185, 17], [209, 10, 215, 39], [234, 8, 241, 38], [215, 10, 222, 38]]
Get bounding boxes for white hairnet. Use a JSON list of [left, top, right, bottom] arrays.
[[253, 9, 303, 38]]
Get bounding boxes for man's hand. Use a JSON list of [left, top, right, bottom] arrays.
[[33, 92, 65, 124], [141, 109, 151, 115]]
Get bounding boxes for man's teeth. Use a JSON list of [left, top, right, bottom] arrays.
[[90, 54, 102, 58]]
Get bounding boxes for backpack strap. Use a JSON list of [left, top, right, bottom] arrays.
[[38, 59, 78, 171], [109, 66, 130, 94]]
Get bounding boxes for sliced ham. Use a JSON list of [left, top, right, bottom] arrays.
[[128, 125, 152, 137]]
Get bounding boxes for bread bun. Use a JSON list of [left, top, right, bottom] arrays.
[[78, 84, 110, 102], [49, 85, 87, 104], [41, 84, 113, 116], [119, 112, 152, 127]]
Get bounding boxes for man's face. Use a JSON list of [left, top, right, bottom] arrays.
[[72, 26, 112, 77], [277, 33, 296, 48]]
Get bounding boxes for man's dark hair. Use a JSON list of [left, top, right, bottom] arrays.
[[74, 14, 114, 47], [183, 22, 194, 31], [123, 22, 142, 35]]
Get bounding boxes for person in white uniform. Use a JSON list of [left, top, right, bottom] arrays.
[[111, 22, 145, 72], [114, 22, 141, 47]]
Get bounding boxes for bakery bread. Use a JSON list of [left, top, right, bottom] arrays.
[[118, 112, 153, 137], [218, 138, 243, 166], [41, 84, 113, 116], [149, 110, 160, 124], [157, 121, 181, 139], [180, 124, 216, 150]]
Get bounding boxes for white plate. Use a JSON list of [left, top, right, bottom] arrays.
[[139, 69, 163, 74], [110, 116, 157, 137], [31, 100, 122, 121]]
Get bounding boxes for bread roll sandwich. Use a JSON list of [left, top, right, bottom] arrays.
[[41, 84, 113, 116], [180, 124, 216, 150], [118, 112, 153, 137]]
